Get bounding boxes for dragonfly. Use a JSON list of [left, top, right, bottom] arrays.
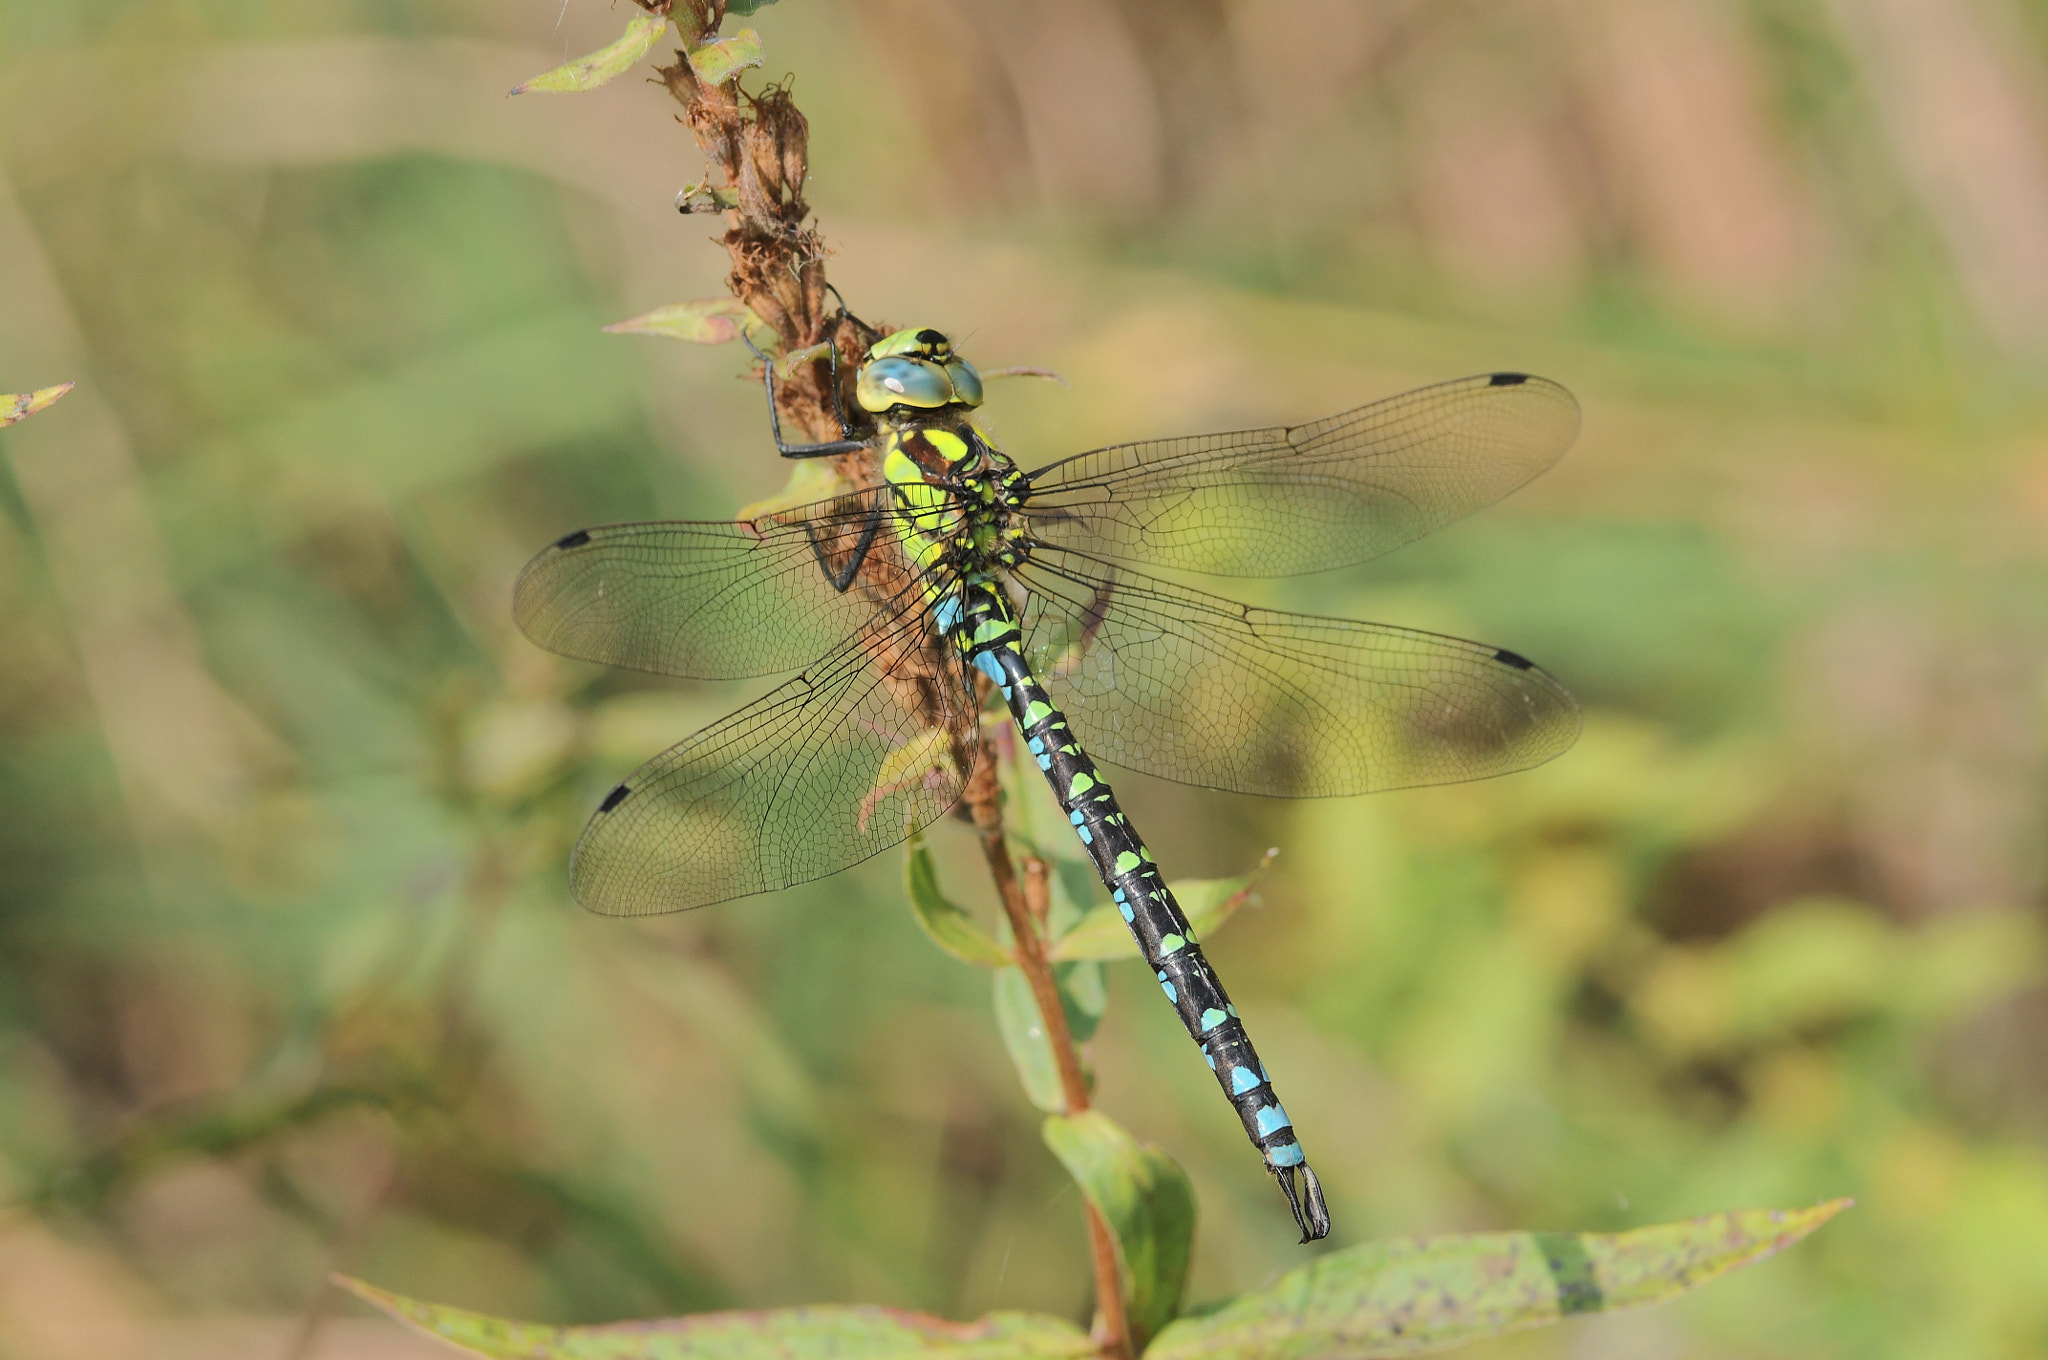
[[513, 325, 1582, 1243]]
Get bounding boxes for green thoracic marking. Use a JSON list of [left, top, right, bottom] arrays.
[[924, 429, 970, 463], [1115, 851, 1142, 874]]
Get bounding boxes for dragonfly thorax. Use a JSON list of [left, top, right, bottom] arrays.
[[881, 420, 1031, 574]]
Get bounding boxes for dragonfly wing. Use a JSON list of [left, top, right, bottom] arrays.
[[1013, 549, 1579, 797], [568, 608, 978, 915], [514, 488, 912, 679], [1021, 373, 1578, 578]]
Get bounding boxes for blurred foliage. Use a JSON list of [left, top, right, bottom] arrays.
[[2, 1, 2048, 1358]]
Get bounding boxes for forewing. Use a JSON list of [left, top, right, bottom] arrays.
[[1021, 373, 1578, 577], [568, 609, 978, 915], [1013, 550, 1579, 797], [514, 488, 907, 679]]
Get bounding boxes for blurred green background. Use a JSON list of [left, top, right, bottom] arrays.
[[5, 0, 2048, 1356]]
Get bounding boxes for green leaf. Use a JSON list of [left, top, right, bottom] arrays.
[[1146, 1200, 1852, 1360], [1042, 1111, 1196, 1351], [906, 832, 1013, 968], [510, 11, 670, 94], [688, 27, 764, 86], [603, 298, 762, 344], [775, 340, 840, 378], [337, 1276, 1094, 1360], [1050, 850, 1274, 963], [675, 178, 742, 214], [2, 383, 73, 427], [994, 959, 1104, 1112]]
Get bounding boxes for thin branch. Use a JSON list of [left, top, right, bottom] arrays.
[[654, 17, 1131, 1353], [964, 744, 1132, 1360]]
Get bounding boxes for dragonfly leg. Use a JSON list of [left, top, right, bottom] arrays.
[[741, 331, 868, 459], [823, 281, 874, 343], [803, 497, 885, 593]]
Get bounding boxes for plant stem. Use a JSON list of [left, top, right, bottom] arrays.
[[962, 755, 1089, 1111], [964, 750, 1132, 1360], [654, 16, 1132, 1355]]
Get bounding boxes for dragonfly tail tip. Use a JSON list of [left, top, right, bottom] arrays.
[[1276, 1161, 1332, 1243]]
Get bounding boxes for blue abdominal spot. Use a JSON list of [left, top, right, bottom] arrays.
[[972, 650, 1006, 686], [1230, 1067, 1263, 1094], [1255, 1104, 1293, 1136], [1267, 1142, 1305, 1167]]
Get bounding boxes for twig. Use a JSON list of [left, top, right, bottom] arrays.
[[652, 16, 1131, 1354], [654, 9, 872, 466], [963, 750, 1131, 1360]]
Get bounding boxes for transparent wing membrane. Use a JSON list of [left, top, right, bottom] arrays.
[[516, 370, 1581, 914], [513, 489, 911, 680], [1014, 548, 1580, 797], [1022, 373, 1579, 578], [568, 609, 978, 915]]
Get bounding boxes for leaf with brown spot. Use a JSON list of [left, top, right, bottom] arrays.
[[1146, 1201, 1852, 1360], [2, 383, 74, 427]]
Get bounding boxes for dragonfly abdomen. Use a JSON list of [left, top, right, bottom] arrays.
[[950, 579, 1331, 1242]]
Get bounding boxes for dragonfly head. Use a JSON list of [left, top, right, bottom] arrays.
[[856, 327, 985, 417]]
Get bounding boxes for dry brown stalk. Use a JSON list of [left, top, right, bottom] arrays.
[[647, 11, 1132, 1356]]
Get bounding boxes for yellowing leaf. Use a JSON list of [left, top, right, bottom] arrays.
[[2, 383, 74, 427], [1147, 1200, 1852, 1360], [735, 458, 859, 522], [510, 11, 670, 95], [688, 27, 764, 86], [1050, 850, 1273, 962], [603, 297, 760, 344], [336, 1276, 1094, 1360]]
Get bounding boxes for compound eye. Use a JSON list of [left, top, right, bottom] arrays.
[[857, 356, 953, 412], [944, 360, 984, 407]]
